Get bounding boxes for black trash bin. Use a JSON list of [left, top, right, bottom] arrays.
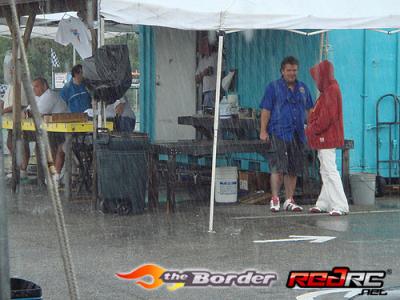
[[11, 278, 42, 300], [96, 133, 148, 215]]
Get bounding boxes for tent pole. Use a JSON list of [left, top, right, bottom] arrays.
[[208, 31, 224, 233]]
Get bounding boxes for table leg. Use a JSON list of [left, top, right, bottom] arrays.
[[35, 142, 45, 187], [167, 153, 176, 213], [64, 134, 72, 201], [342, 148, 351, 198], [194, 126, 212, 140], [148, 152, 159, 211]]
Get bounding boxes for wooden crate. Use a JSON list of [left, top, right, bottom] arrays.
[[239, 171, 257, 193], [256, 172, 270, 192], [43, 113, 88, 123], [239, 191, 270, 205]]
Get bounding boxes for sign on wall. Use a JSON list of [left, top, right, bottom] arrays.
[[54, 72, 68, 89]]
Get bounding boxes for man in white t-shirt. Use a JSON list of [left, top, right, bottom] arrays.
[[112, 96, 136, 132], [195, 36, 218, 110], [27, 77, 69, 182], [31, 77, 69, 115]]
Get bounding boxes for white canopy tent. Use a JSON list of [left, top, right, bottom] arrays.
[[101, 0, 400, 31], [0, 12, 137, 40], [100, 0, 400, 232]]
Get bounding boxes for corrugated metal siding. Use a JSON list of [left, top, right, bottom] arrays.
[[330, 30, 400, 177], [226, 30, 320, 108], [225, 30, 320, 171]]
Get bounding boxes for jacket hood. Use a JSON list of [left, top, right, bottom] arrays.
[[310, 60, 336, 92]]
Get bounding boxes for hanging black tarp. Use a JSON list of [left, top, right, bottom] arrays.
[[82, 44, 132, 105]]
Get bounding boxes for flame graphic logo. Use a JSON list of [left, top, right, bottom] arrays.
[[116, 264, 166, 289]]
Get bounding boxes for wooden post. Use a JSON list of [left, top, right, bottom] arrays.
[[342, 148, 351, 198], [167, 153, 177, 213], [83, 0, 100, 207], [92, 100, 98, 208], [23, 12, 36, 49], [81, 0, 98, 51], [341, 139, 354, 199], [148, 151, 159, 211], [5, 12, 21, 192], [5, 9, 36, 192], [64, 134, 72, 201]]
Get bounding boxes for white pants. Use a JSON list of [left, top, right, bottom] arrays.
[[315, 149, 349, 213]]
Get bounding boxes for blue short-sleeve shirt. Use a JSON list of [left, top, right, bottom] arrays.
[[259, 78, 313, 142], [60, 80, 91, 113]]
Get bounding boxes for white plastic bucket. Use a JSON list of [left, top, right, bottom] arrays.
[[350, 173, 376, 206], [215, 167, 238, 203]]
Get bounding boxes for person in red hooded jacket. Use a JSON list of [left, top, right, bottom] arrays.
[[305, 60, 349, 216]]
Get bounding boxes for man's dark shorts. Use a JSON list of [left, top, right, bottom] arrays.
[[268, 134, 304, 176]]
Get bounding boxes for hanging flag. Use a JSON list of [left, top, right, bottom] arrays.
[[50, 48, 60, 68]]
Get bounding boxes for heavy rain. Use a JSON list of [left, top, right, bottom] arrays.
[[0, 1, 400, 299]]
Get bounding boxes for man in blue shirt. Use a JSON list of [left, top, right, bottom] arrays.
[[60, 64, 91, 112], [259, 56, 314, 213]]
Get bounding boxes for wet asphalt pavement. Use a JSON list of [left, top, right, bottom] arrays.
[[5, 184, 400, 300]]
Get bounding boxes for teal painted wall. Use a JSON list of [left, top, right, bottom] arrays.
[[225, 30, 320, 172], [225, 30, 320, 108], [329, 30, 400, 177]]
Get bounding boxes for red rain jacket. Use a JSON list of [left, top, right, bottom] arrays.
[[305, 60, 344, 149]]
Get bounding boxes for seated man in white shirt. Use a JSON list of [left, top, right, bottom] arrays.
[[108, 96, 136, 132], [88, 95, 136, 132], [27, 77, 69, 183]]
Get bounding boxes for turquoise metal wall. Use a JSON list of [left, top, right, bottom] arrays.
[[139, 26, 156, 140], [225, 30, 320, 171], [329, 30, 400, 177]]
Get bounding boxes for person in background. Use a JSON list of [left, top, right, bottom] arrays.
[[101, 95, 136, 132], [305, 60, 349, 216], [27, 77, 69, 184], [114, 96, 136, 132], [195, 35, 218, 111], [60, 64, 91, 112], [259, 56, 314, 213]]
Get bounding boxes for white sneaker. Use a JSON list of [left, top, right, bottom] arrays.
[[283, 198, 303, 212], [270, 196, 280, 212]]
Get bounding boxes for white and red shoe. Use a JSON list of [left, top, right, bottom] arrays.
[[283, 198, 303, 212], [270, 196, 280, 212]]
